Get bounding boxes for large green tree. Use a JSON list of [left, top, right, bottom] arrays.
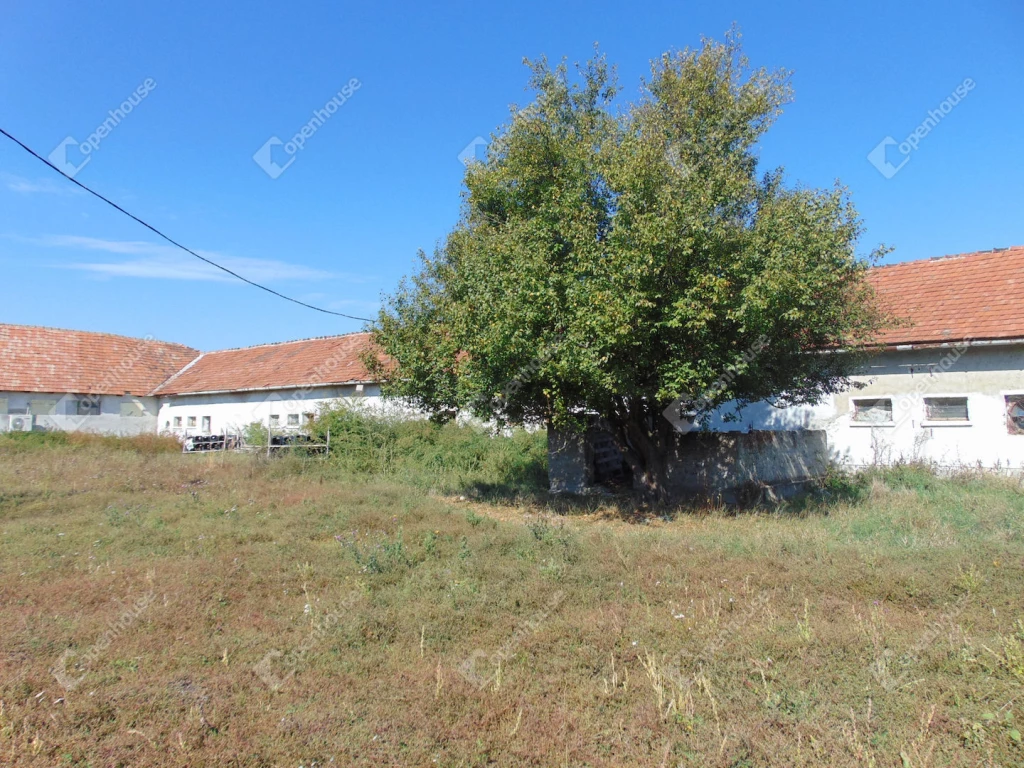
[[370, 33, 887, 499]]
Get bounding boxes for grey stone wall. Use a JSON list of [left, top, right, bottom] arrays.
[[548, 426, 828, 503]]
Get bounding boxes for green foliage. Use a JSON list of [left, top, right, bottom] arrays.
[[241, 421, 269, 447], [308, 400, 548, 495], [370, 31, 890, 496], [0, 430, 180, 454]]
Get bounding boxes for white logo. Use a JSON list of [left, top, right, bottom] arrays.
[[458, 136, 488, 165], [254, 79, 361, 179]]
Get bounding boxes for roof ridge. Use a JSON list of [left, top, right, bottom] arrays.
[[0, 322, 197, 353], [872, 246, 1024, 270], [203, 330, 371, 355]]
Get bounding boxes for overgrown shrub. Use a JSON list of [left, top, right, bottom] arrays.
[[308, 401, 548, 495]]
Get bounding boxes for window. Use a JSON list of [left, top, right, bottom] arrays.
[[1007, 396, 1024, 435], [77, 397, 101, 416], [287, 414, 300, 426], [269, 414, 280, 426], [173, 416, 183, 428], [0, 398, 7, 415], [201, 416, 211, 433], [29, 400, 56, 416], [187, 416, 197, 428], [120, 401, 144, 418], [925, 397, 969, 422], [303, 412, 315, 424], [851, 398, 893, 424]]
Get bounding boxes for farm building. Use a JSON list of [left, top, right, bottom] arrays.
[[553, 246, 1024, 497], [151, 333, 384, 439], [0, 324, 198, 435], [0, 326, 380, 440], [2, 247, 1022, 485]]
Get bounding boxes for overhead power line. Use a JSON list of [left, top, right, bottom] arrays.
[[0, 127, 373, 322]]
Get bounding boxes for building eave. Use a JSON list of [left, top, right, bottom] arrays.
[[156, 380, 378, 398]]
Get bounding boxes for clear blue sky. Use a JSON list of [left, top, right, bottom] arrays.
[[1, 1, 1021, 351]]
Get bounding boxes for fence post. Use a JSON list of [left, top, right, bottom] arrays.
[[267, 423, 271, 458], [326, 427, 330, 457]]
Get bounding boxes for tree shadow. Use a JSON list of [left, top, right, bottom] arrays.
[[465, 467, 868, 523]]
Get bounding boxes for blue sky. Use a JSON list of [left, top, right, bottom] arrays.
[[1, 1, 1021, 351]]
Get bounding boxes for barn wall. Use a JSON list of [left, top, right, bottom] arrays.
[[695, 344, 1024, 471], [156, 384, 387, 437], [0, 391, 159, 435]]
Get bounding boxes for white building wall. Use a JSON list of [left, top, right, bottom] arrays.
[[700, 344, 1024, 471], [156, 383, 386, 437], [0, 391, 159, 435]]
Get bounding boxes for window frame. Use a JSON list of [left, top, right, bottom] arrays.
[[29, 399, 57, 416], [119, 401, 144, 418], [850, 397, 895, 427], [173, 416, 183, 428], [922, 395, 971, 426], [76, 396, 101, 416], [187, 416, 197, 428]]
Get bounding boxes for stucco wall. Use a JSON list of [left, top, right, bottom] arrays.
[[0, 391, 159, 435], [699, 343, 1024, 471], [155, 384, 387, 436]]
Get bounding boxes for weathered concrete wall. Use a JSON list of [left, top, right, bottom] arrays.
[[0, 391, 158, 435], [548, 426, 827, 502], [694, 344, 1024, 472], [547, 429, 590, 493], [663, 430, 828, 503]]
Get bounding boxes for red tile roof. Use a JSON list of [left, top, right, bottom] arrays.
[[151, 332, 381, 395], [869, 246, 1024, 346], [0, 324, 199, 396]]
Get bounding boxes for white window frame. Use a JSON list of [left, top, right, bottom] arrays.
[[921, 394, 972, 427], [187, 416, 197, 428], [173, 416, 183, 428], [201, 415, 211, 433], [850, 396, 895, 427]]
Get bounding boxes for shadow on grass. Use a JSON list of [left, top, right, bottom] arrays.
[[463, 461, 1012, 523]]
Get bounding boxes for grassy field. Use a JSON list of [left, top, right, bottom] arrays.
[[1, 431, 1023, 767]]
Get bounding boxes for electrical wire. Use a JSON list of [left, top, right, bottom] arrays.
[[0, 126, 374, 322]]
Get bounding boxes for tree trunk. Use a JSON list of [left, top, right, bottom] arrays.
[[607, 399, 676, 504]]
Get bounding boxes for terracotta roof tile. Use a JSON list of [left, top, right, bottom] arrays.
[[151, 332, 382, 395], [869, 246, 1024, 345], [0, 324, 199, 395]]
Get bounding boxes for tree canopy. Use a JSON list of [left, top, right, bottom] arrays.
[[369, 32, 888, 498]]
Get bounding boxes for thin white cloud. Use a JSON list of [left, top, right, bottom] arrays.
[[29, 235, 367, 284], [3, 174, 81, 195]]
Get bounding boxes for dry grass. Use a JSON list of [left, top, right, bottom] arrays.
[[1, 436, 1023, 767]]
